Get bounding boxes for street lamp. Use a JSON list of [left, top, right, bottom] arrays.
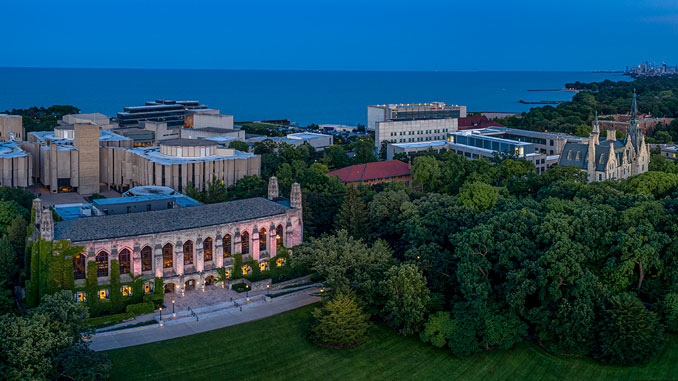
[[159, 306, 163, 322], [266, 284, 270, 296], [172, 300, 176, 317], [246, 284, 249, 298]]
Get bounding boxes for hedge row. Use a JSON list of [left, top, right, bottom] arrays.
[[125, 301, 155, 315], [86, 312, 135, 327]]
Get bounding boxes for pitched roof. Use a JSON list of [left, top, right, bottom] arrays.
[[327, 160, 410, 183], [457, 116, 506, 130], [54, 197, 289, 242]]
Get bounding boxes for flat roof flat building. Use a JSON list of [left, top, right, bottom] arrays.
[[117, 100, 208, 128], [367, 102, 467, 131]]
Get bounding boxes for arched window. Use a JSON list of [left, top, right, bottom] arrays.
[[96, 251, 109, 277], [276, 225, 283, 248], [163, 243, 173, 269], [259, 228, 267, 251], [184, 241, 194, 265], [241, 231, 249, 254], [223, 234, 231, 258], [119, 249, 131, 274], [203, 238, 213, 262], [141, 246, 153, 272], [73, 254, 86, 280]]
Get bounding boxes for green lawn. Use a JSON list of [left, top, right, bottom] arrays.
[[106, 305, 678, 380]]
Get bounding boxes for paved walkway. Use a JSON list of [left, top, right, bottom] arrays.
[[89, 288, 321, 352]]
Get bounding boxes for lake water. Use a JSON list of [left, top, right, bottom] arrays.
[[0, 68, 629, 126]]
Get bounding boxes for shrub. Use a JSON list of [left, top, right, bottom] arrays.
[[593, 293, 664, 365], [143, 293, 164, 308], [231, 283, 250, 293], [311, 292, 370, 348], [125, 302, 155, 316]]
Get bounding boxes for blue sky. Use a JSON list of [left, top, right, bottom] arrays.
[[1, 0, 677, 71]]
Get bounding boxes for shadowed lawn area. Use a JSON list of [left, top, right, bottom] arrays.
[[106, 304, 678, 380]]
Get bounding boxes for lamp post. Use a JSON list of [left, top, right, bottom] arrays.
[[159, 306, 163, 322], [172, 300, 176, 317], [246, 284, 249, 298], [266, 284, 270, 297]]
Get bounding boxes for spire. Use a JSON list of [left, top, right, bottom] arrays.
[[591, 111, 600, 145], [630, 89, 638, 121], [627, 89, 642, 151], [290, 183, 302, 209]]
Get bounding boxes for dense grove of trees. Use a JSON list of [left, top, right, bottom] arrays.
[[499, 76, 678, 138], [2, 105, 80, 132], [292, 149, 678, 364]]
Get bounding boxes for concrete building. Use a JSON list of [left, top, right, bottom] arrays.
[[99, 138, 260, 193], [660, 145, 678, 161], [367, 102, 467, 131], [179, 127, 245, 141], [560, 96, 650, 182], [116, 100, 207, 128], [34, 179, 303, 298], [23, 125, 132, 194], [386, 128, 565, 174], [375, 117, 459, 151], [184, 109, 234, 130], [0, 141, 32, 188], [61, 113, 118, 130], [0, 114, 24, 141], [247, 132, 333, 151]]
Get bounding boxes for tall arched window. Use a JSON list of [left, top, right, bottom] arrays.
[[96, 251, 109, 277], [141, 246, 153, 272], [223, 234, 231, 258], [276, 225, 283, 248], [119, 249, 131, 274], [163, 243, 173, 269], [184, 240, 193, 265], [73, 253, 86, 280], [259, 228, 267, 251], [241, 231, 249, 254], [203, 238, 213, 262]]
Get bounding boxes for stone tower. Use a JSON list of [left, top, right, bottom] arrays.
[[73, 122, 100, 195], [32, 198, 42, 226], [268, 176, 279, 200], [290, 182, 302, 209], [40, 208, 54, 241]]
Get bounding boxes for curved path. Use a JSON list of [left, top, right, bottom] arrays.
[[90, 288, 320, 352]]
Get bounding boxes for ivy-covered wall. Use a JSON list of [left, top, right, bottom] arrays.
[[25, 238, 83, 307]]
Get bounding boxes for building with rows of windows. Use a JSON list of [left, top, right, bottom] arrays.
[[34, 177, 302, 299]]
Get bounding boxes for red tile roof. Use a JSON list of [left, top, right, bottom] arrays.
[[458, 116, 506, 130], [327, 160, 411, 183]]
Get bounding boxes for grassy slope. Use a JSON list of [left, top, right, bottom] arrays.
[[106, 305, 677, 381]]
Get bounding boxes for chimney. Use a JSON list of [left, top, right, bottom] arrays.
[[32, 198, 42, 226], [290, 183, 302, 209], [40, 208, 54, 241], [268, 176, 279, 200], [606, 129, 616, 141]]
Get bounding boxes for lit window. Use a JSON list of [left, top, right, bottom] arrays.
[[224, 269, 231, 279], [259, 262, 269, 272], [75, 291, 87, 303], [98, 289, 109, 300], [144, 281, 154, 294], [242, 265, 251, 275], [121, 285, 132, 296], [276, 257, 286, 268]]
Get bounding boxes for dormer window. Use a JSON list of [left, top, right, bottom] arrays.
[[575, 152, 581, 160], [567, 150, 572, 160], [599, 154, 604, 164]]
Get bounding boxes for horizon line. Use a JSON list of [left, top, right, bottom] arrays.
[[0, 65, 620, 73]]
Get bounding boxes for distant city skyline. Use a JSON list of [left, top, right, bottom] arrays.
[[1, 0, 677, 71]]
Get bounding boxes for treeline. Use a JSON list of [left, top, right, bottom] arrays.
[[290, 149, 678, 365], [499, 76, 678, 137], [2, 105, 80, 132]]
